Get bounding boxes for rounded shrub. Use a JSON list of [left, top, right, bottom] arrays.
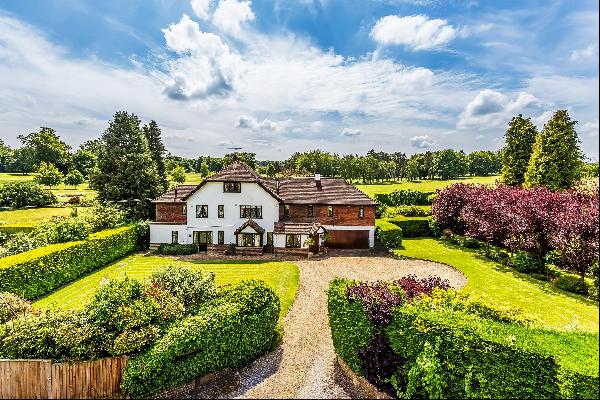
[[553, 275, 589, 295]]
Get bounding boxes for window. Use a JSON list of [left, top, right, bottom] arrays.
[[223, 181, 241, 193], [218, 205, 224, 218], [285, 234, 301, 248], [193, 231, 212, 244], [327, 205, 333, 217], [181, 205, 187, 215], [218, 230, 224, 244], [171, 231, 178, 244], [358, 206, 365, 218], [267, 232, 273, 245], [196, 205, 208, 218], [238, 233, 258, 247], [240, 205, 262, 219], [284, 204, 290, 218], [307, 205, 314, 217]]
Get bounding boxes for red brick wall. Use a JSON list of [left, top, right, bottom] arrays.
[[279, 204, 375, 226], [155, 203, 187, 223]]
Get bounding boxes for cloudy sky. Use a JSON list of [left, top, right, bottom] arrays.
[[0, 0, 598, 160]]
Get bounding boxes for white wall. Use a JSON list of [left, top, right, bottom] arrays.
[[149, 224, 188, 244], [182, 181, 280, 245]]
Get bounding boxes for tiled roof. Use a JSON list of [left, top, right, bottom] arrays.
[[151, 185, 196, 203], [206, 160, 263, 182], [273, 222, 326, 235], [264, 177, 377, 206], [234, 219, 266, 234]]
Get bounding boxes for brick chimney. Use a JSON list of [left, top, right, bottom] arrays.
[[275, 178, 280, 194], [315, 172, 322, 190]]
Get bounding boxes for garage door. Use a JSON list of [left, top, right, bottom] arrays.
[[325, 230, 369, 249]]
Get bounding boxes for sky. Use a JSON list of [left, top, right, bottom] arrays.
[[0, 0, 598, 160]]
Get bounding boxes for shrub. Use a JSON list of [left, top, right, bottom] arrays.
[[0, 292, 33, 324], [81, 202, 126, 232], [375, 189, 432, 206], [388, 218, 432, 238], [155, 243, 197, 255], [149, 266, 216, 312], [67, 196, 81, 205], [375, 219, 403, 248], [0, 225, 139, 299], [511, 250, 543, 273], [395, 205, 431, 217], [121, 280, 280, 397], [553, 275, 589, 295], [0, 182, 57, 209]]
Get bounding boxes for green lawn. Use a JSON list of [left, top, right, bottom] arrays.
[[396, 238, 599, 332], [356, 175, 499, 197], [0, 207, 73, 225], [34, 254, 300, 318], [0, 173, 96, 203]]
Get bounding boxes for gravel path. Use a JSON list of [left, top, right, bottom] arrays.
[[186, 256, 466, 399]]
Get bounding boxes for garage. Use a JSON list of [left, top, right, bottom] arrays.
[[325, 229, 370, 249]]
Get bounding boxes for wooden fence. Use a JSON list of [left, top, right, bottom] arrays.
[[0, 356, 127, 399]]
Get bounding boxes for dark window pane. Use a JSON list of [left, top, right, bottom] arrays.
[[218, 205, 224, 218], [307, 205, 314, 217], [327, 206, 333, 217]]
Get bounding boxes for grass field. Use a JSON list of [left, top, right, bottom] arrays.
[[34, 254, 300, 318], [183, 172, 205, 184], [0, 173, 96, 203], [396, 238, 599, 332], [356, 175, 499, 197], [0, 207, 75, 225]]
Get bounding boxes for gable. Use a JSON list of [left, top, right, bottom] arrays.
[[185, 181, 280, 208]]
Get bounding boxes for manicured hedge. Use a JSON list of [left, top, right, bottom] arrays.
[[155, 243, 197, 255], [328, 279, 599, 399], [0, 225, 35, 236], [121, 280, 280, 398], [375, 189, 433, 206], [0, 226, 140, 299], [375, 219, 403, 248], [383, 217, 433, 238]]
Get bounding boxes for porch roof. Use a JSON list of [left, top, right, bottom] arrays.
[[234, 219, 266, 235], [273, 222, 327, 235]]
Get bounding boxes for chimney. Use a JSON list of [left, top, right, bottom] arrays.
[[315, 172, 321, 182], [174, 188, 178, 199], [275, 178, 280, 194]]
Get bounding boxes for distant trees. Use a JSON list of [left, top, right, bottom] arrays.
[[18, 127, 72, 173], [524, 110, 583, 191], [89, 111, 163, 219], [432, 149, 468, 180], [64, 169, 85, 188], [169, 165, 187, 185], [34, 162, 63, 188], [467, 151, 501, 176], [501, 115, 538, 186]]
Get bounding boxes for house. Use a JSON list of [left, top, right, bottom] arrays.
[[149, 160, 377, 255]]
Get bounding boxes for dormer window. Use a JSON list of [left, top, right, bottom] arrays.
[[224, 181, 241, 193]]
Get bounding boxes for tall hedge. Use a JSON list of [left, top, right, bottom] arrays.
[[375, 219, 403, 248], [121, 280, 280, 398], [328, 279, 599, 399], [0, 226, 139, 299]]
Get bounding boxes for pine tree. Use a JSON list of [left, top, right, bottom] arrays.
[[89, 111, 160, 219], [142, 120, 168, 193], [524, 110, 582, 191], [501, 114, 538, 186]]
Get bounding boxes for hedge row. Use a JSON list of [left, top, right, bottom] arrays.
[[155, 243, 197, 255], [0, 225, 141, 299], [375, 219, 403, 248], [328, 279, 599, 399], [378, 217, 434, 239], [121, 280, 280, 397], [375, 189, 433, 206], [0, 225, 35, 236]]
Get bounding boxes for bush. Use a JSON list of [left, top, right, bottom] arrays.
[[553, 275, 589, 295], [0, 182, 57, 209], [149, 266, 216, 312], [0, 225, 140, 299], [375, 219, 403, 248], [155, 243, 197, 255], [121, 280, 280, 397], [395, 205, 431, 217], [0, 292, 33, 324], [81, 202, 126, 232], [511, 250, 543, 273], [388, 218, 432, 238], [375, 189, 433, 206]]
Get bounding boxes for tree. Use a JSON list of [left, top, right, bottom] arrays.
[[501, 114, 538, 186], [89, 111, 161, 219], [9, 147, 35, 174], [432, 149, 468, 180], [199, 161, 210, 178], [524, 110, 583, 191], [34, 162, 63, 188], [64, 169, 85, 188], [406, 159, 420, 181], [468, 150, 501, 176], [18, 127, 72, 173], [143, 120, 168, 193], [223, 152, 257, 168], [170, 165, 186, 185], [73, 148, 96, 177], [0, 139, 13, 172]]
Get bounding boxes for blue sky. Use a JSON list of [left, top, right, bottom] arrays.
[[0, 0, 598, 160]]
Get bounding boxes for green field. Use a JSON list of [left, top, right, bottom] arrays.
[[0, 207, 75, 225], [396, 238, 599, 332], [356, 175, 499, 197], [34, 254, 300, 318], [183, 172, 205, 184], [0, 173, 96, 203]]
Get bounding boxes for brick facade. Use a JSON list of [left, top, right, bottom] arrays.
[[155, 203, 187, 224], [279, 204, 375, 226]]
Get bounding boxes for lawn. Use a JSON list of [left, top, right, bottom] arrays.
[[396, 238, 599, 332], [184, 172, 204, 184], [356, 175, 499, 197], [34, 254, 300, 319], [0, 173, 96, 203], [0, 207, 74, 225]]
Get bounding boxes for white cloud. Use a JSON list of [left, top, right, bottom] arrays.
[[340, 128, 361, 137], [570, 44, 598, 61], [582, 119, 599, 137], [236, 115, 292, 132], [410, 135, 434, 148], [370, 15, 457, 50], [457, 89, 540, 129], [532, 110, 553, 129], [191, 0, 212, 19], [212, 0, 255, 37]]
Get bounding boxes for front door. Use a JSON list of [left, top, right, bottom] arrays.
[[309, 234, 320, 253], [193, 231, 213, 252]]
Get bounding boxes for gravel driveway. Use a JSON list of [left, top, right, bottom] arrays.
[[186, 255, 466, 399]]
